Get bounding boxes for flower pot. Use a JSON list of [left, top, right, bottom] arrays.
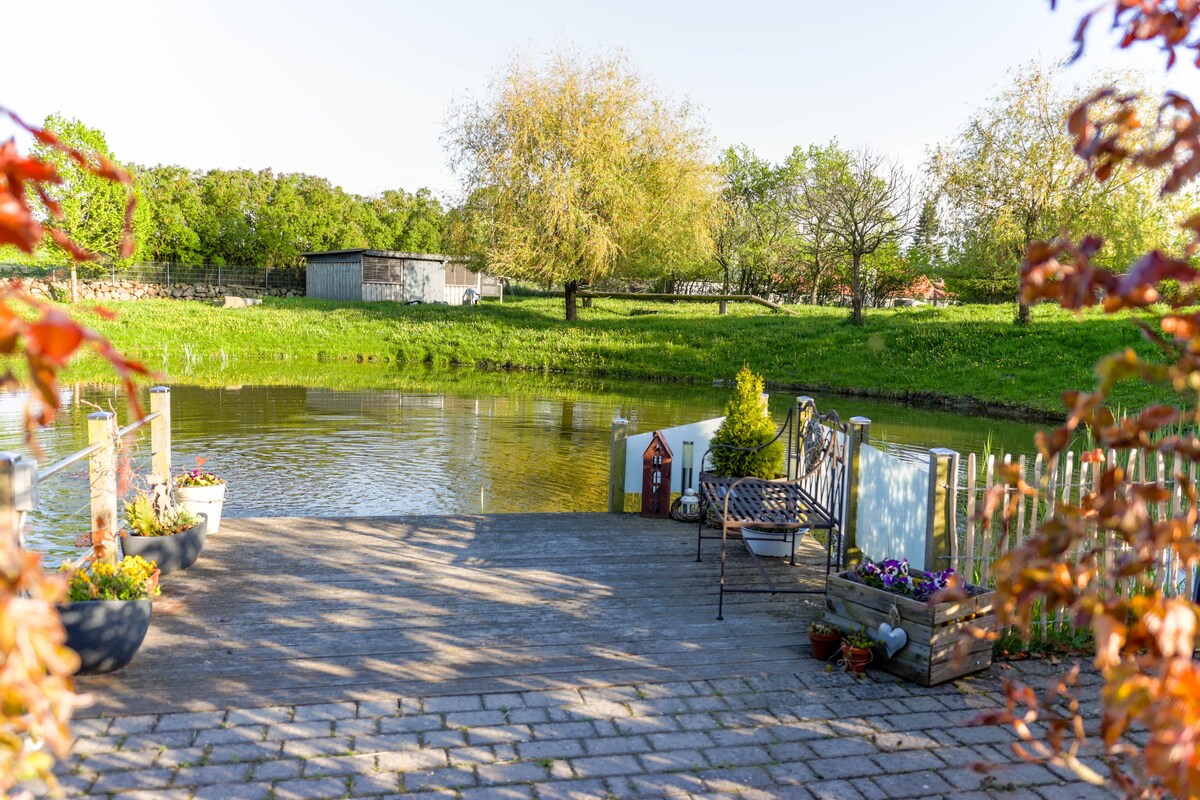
[[176, 482, 226, 533], [826, 570, 996, 686], [121, 513, 207, 574], [56, 599, 152, 674], [808, 631, 841, 661], [742, 526, 803, 558], [842, 643, 873, 674]]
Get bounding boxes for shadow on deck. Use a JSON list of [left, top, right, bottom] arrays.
[[77, 513, 831, 716]]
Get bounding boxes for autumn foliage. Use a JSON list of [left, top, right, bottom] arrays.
[[0, 107, 146, 798], [981, 3, 1200, 797]]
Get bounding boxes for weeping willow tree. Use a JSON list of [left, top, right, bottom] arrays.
[[446, 49, 720, 320]]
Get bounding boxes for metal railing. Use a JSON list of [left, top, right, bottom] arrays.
[[0, 386, 172, 566]]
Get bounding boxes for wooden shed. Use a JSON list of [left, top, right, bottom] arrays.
[[304, 249, 496, 305]]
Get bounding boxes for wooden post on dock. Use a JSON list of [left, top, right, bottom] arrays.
[[150, 386, 172, 484], [0, 453, 34, 552], [925, 448, 960, 572], [608, 418, 628, 513], [843, 417, 871, 568], [88, 411, 118, 565]]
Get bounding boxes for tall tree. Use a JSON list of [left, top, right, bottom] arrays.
[[713, 146, 794, 296], [446, 49, 719, 320], [932, 64, 1083, 323], [33, 115, 149, 296], [133, 164, 204, 264], [927, 63, 1184, 320], [785, 144, 845, 305], [906, 198, 942, 276], [803, 143, 914, 323]]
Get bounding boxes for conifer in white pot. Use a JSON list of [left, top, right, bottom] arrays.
[[174, 457, 227, 533]]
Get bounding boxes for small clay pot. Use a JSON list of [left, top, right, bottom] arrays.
[[842, 642, 873, 674], [808, 631, 841, 661]]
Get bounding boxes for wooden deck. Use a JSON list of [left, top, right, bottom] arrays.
[[77, 514, 830, 716]]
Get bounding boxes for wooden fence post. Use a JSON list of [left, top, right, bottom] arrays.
[[843, 416, 871, 568], [0, 453, 32, 552], [608, 418, 628, 513], [925, 448, 959, 571], [88, 411, 118, 564], [150, 386, 172, 484]]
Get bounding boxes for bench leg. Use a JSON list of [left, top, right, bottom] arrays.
[[717, 523, 728, 620], [695, 507, 704, 562]]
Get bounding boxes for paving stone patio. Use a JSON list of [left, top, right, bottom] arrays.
[[44, 663, 1119, 799], [31, 515, 1121, 799]]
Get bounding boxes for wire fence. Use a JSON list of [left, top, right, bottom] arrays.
[[0, 262, 307, 290]]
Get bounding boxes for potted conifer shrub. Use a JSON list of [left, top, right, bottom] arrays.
[[121, 484, 207, 574], [174, 457, 227, 533], [707, 365, 789, 552], [56, 554, 160, 674]]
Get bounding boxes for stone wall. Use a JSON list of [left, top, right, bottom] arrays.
[[23, 279, 303, 303]]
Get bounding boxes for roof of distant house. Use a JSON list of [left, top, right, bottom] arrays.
[[303, 249, 454, 260]]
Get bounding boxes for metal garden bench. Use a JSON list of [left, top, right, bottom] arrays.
[[696, 398, 848, 619]]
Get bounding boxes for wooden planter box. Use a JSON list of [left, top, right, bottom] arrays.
[[824, 570, 996, 686]]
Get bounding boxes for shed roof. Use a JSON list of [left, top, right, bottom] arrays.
[[303, 249, 453, 261]]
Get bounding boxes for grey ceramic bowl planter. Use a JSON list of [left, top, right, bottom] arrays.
[[56, 599, 152, 674], [120, 513, 208, 574]]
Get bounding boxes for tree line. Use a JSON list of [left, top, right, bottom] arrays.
[[9, 114, 448, 270], [446, 54, 1197, 321], [9, 57, 1196, 323]]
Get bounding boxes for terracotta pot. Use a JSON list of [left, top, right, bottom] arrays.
[[842, 643, 873, 674], [808, 631, 841, 661]]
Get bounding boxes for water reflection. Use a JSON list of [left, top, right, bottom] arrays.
[[0, 379, 1047, 560]]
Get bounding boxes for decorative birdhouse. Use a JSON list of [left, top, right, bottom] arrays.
[[640, 432, 673, 519]]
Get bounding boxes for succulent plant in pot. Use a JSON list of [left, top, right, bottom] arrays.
[[841, 626, 875, 674], [807, 620, 842, 661], [175, 456, 227, 533], [56, 554, 160, 674], [121, 483, 207, 574]]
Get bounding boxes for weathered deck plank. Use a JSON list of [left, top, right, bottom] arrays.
[[77, 513, 828, 715]]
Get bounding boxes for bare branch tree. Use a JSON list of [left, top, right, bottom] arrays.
[[803, 144, 917, 323]]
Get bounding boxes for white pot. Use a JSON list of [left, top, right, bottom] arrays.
[[741, 526, 803, 559], [176, 483, 226, 533]]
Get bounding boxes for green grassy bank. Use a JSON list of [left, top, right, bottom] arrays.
[[69, 296, 1168, 418]]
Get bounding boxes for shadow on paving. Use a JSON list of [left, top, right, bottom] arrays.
[[76, 513, 831, 716]]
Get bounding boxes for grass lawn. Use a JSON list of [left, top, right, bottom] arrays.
[[69, 296, 1172, 417]]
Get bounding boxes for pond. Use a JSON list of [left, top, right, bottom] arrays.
[[0, 369, 1049, 561]]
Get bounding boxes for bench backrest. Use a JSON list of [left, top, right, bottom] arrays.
[[791, 407, 849, 531]]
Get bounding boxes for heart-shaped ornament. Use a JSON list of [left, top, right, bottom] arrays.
[[878, 623, 908, 658]]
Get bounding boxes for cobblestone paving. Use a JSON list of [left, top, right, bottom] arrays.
[[37, 660, 1120, 800]]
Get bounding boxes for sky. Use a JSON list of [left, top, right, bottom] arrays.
[[6, 0, 1200, 202]]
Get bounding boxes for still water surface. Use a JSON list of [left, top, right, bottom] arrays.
[[0, 376, 1046, 560]]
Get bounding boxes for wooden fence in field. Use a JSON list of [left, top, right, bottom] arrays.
[[955, 447, 1197, 632]]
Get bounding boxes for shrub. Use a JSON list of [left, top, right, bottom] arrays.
[[708, 365, 783, 479], [123, 489, 201, 537]]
